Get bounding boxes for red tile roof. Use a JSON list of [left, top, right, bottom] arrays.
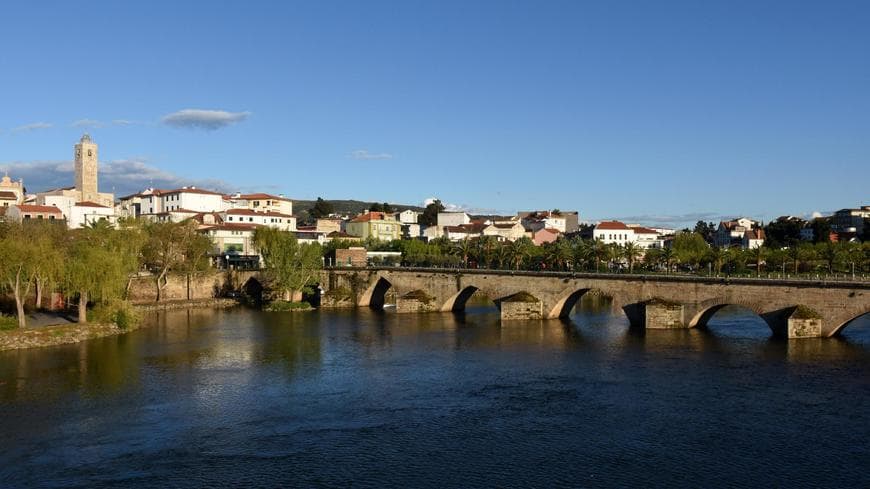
[[595, 220, 630, 230], [201, 223, 260, 232], [225, 208, 294, 218], [630, 226, 658, 234], [74, 201, 110, 208], [14, 204, 62, 214], [236, 193, 291, 202], [352, 212, 390, 222], [0, 191, 18, 200]]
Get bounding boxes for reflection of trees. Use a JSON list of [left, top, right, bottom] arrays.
[[253, 314, 323, 377]]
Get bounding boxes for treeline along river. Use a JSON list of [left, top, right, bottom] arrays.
[[1, 300, 868, 488]]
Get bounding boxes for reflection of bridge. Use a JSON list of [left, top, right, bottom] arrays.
[[319, 267, 870, 339]]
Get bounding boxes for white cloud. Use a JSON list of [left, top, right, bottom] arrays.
[[12, 122, 53, 132], [349, 149, 394, 160], [1, 158, 232, 197], [162, 109, 251, 130], [71, 119, 105, 128]]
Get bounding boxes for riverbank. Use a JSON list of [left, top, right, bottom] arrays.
[[0, 298, 242, 352]]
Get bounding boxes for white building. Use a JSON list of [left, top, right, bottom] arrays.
[[630, 226, 663, 249], [593, 221, 635, 245], [483, 222, 526, 242], [222, 208, 296, 231], [224, 193, 293, 216], [437, 212, 471, 228], [68, 201, 116, 229], [398, 209, 419, 224]]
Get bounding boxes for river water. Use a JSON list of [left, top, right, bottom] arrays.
[[1, 301, 868, 488]]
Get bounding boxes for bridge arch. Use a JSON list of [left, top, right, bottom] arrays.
[[547, 288, 613, 319], [242, 277, 264, 304], [360, 276, 394, 309], [829, 309, 870, 337], [689, 302, 775, 334]]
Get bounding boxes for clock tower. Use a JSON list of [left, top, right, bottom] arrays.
[[74, 133, 99, 202]]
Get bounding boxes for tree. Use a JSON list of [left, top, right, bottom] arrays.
[[24, 221, 65, 310], [368, 202, 384, 213], [672, 232, 709, 269], [693, 221, 716, 244], [704, 246, 726, 275], [309, 197, 334, 219], [622, 242, 643, 273], [508, 237, 534, 270], [419, 200, 445, 226], [746, 246, 768, 277], [455, 238, 474, 268], [0, 224, 40, 328], [810, 218, 832, 243], [253, 227, 322, 301], [141, 220, 212, 301], [764, 218, 803, 248], [65, 226, 129, 323]]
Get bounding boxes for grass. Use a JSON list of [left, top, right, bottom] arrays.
[[0, 315, 18, 331], [792, 305, 822, 320], [264, 301, 313, 312]]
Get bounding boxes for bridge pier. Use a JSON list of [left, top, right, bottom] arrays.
[[761, 306, 824, 339], [396, 291, 440, 314], [623, 298, 688, 329], [500, 293, 543, 320]]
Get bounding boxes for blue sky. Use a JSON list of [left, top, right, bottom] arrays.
[[1, 1, 867, 226]]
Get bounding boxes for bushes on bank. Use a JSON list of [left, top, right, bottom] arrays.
[[0, 315, 17, 331], [92, 301, 140, 329], [264, 301, 313, 312]]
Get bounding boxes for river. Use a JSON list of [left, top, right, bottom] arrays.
[[1, 301, 868, 488]]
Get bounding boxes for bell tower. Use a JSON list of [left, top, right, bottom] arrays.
[[74, 133, 99, 202]]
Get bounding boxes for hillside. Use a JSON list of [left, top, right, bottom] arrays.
[[292, 199, 426, 223]]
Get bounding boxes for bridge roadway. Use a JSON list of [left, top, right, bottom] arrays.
[[314, 267, 870, 339]]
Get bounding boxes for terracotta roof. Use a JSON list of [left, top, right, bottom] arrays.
[[327, 231, 358, 238], [14, 204, 62, 214], [74, 201, 110, 208], [201, 223, 260, 232], [492, 222, 520, 229], [236, 193, 291, 202], [539, 228, 561, 235], [225, 208, 294, 218], [160, 187, 224, 196], [630, 226, 658, 234], [296, 225, 317, 231], [352, 212, 390, 223], [0, 191, 18, 200], [744, 229, 766, 240], [595, 220, 630, 230], [446, 223, 486, 233]]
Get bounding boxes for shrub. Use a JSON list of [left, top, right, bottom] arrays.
[[264, 301, 313, 312], [0, 315, 17, 331], [93, 301, 140, 329]]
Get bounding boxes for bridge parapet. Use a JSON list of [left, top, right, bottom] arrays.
[[321, 267, 870, 338]]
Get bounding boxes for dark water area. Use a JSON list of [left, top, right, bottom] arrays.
[[1, 301, 869, 488]]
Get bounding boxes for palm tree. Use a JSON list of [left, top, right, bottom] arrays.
[[622, 242, 643, 273], [572, 238, 594, 271], [455, 238, 474, 268], [746, 245, 768, 277], [705, 246, 725, 275], [661, 246, 675, 273], [592, 239, 609, 272], [508, 237, 532, 270]]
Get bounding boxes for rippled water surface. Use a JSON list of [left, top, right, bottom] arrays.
[[1, 302, 869, 488]]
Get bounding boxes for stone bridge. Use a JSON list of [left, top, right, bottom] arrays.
[[319, 267, 870, 339]]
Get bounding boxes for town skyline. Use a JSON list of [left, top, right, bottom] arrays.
[[2, 2, 868, 226]]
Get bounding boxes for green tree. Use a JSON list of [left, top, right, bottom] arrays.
[[704, 246, 726, 275], [0, 224, 40, 328], [141, 220, 213, 302], [309, 197, 334, 219], [746, 245, 768, 277], [622, 242, 643, 273], [419, 200, 445, 227], [810, 218, 832, 243], [509, 237, 534, 270], [65, 226, 129, 323], [253, 227, 323, 301], [672, 232, 709, 269]]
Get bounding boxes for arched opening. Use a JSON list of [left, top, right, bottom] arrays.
[[368, 277, 394, 310], [547, 288, 612, 319], [832, 311, 870, 342], [690, 304, 773, 338], [243, 277, 263, 305], [443, 286, 497, 314]]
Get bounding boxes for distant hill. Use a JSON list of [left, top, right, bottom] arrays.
[[293, 199, 425, 223]]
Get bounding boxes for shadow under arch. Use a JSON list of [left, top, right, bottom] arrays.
[[243, 277, 264, 304], [364, 277, 393, 310], [442, 285, 482, 313], [547, 288, 613, 319], [830, 310, 870, 337], [690, 303, 775, 336]]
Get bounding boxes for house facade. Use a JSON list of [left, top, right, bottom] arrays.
[[346, 212, 401, 241], [7, 204, 64, 222]]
